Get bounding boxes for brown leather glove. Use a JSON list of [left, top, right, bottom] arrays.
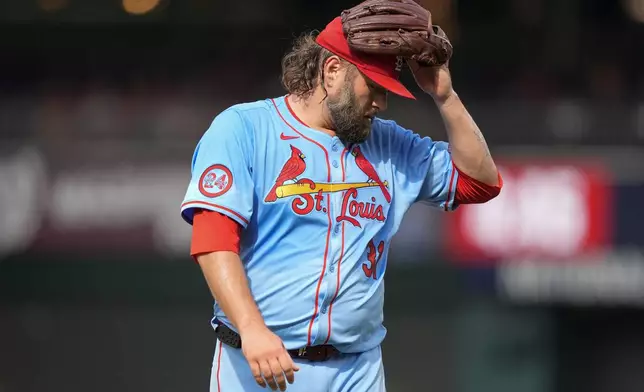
[[341, 0, 453, 67]]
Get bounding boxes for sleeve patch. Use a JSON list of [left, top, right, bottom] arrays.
[[199, 164, 233, 198]]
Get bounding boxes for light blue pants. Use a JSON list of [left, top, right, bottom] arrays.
[[209, 340, 386, 392]]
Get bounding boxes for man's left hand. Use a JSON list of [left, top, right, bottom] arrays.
[[407, 60, 455, 104]]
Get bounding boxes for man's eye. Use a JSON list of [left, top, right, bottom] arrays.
[[371, 85, 386, 95]]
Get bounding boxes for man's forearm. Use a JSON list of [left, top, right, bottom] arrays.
[[196, 251, 265, 333], [436, 93, 499, 186]]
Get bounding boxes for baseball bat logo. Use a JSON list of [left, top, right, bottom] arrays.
[[264, 144, 391, 227]]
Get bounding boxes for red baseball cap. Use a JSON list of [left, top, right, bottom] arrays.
[[315, 16, 415, 100]]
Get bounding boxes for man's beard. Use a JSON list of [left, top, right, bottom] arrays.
[[326, 80, 372, 144]]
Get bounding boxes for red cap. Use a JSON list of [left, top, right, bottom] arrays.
[[315, 17, 415, 100]]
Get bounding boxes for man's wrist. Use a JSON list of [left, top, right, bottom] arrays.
[[434, 90, 459, 109], [237, 315, 267, 336]]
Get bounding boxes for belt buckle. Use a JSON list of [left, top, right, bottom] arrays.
[[297, 347, 307, 357]]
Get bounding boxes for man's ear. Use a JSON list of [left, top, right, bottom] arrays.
[[322, 55, 344, 89]]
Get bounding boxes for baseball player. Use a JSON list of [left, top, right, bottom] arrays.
[[180, 1, 503, 391]]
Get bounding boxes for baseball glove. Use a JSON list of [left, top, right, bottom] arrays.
[[340, 0, 453, 67]]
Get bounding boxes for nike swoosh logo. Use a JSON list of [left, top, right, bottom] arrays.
[[280, 133, 300, 140]]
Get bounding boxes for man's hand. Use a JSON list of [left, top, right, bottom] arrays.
[[407, 60, 455, 104], [196, 250, 299, 390], [408, 60, 500, 186], [240, 323, 300, 391]]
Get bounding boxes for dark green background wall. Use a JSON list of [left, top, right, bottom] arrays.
[[0, 255, 556, 392]]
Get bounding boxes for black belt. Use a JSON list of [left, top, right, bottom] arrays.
[[214, 323, 340, 362]]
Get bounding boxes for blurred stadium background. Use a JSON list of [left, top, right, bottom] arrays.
[[1, 0, 644, 391]]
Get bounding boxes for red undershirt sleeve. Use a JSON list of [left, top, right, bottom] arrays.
[[453, 164, 503, 205], [190, 209, 241, 261]]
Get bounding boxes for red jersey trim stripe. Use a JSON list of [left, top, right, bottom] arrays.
[[272, 97, 333, 347], [324, 147, 349, 344], [216, 340, 223, 392], [181, 201, 249, 226], [285, 96, 309, 128]]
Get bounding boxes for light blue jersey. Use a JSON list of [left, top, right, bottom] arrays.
[[180, 95, 458, 355]]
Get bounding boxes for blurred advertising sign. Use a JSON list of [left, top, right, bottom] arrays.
[[0, 147, 192, 258], [444, 161, 612, 264], [0, 147, 440, 260], [497, 250, 644, 307]]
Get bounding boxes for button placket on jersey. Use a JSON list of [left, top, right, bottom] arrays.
[[329, 140, 346, 274], [315, 140, 345, 339]]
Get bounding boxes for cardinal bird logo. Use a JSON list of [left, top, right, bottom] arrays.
[[264, 145, 307, 202], [352, 146, 391, 203]]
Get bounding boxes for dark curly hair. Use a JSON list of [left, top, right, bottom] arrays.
[[280, 31, 345, 100]]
